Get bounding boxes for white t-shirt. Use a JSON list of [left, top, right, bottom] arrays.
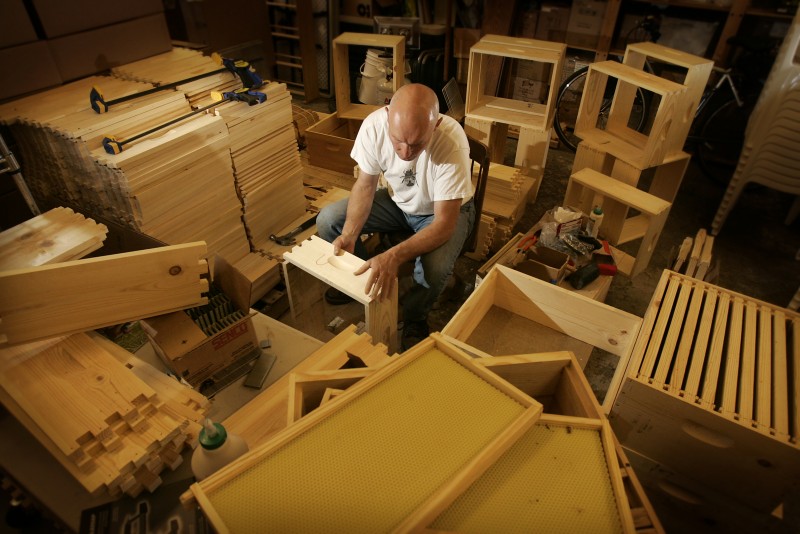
[[350, 107, 474, 216]]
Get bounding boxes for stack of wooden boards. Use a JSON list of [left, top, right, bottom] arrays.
[[0, 209, 211, 498], [0, 332, 209, 498], [566, 42, 714, 277], [183, 331, 663, 533], [0, 48, 308, 296]]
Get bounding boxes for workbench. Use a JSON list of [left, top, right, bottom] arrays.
[[0, 312, 323, 532]]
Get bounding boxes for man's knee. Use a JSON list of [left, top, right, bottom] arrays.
[[316, 200, 346, 242]]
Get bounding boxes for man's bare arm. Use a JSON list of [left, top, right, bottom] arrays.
[[333, 168, 379, 255]]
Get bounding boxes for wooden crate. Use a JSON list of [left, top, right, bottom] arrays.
[[304, 112, 362, 176], [466, 35, 565, 131], [623, 42, 714, 159], [332, 32, 404, 120], [575, 61, 686, 169], [442, 264, 642, 411], [564, 168, 671, 277], [282, 235, 398, 353], [609, 270, 800, 513], [185, 333, 543, 532]]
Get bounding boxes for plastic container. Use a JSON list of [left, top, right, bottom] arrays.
[[191, 418, 249, 481], [586, 206, 604, 238]]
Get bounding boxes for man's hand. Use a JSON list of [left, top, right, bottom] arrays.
[[354, 251, 399, 301], [332, 234, 357, 256]]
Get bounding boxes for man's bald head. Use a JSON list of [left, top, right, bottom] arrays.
[[386, 84, 441, 161]]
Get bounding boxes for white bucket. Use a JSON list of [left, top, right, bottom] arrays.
[[358, 62, 384, 105]]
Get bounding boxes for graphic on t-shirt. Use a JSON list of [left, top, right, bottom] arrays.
[[401, 168, 417, 187]]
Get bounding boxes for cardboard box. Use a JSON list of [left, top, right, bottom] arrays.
[[142, 279, 260, 387], [512, 78, 546, 103], [32, 0, 164, 38], [512, 246, 569, 284], [0, 0, 37, 48], [535, 3, 571, 43], [47, 14, 172, 82], [0, 41, 62, 102], [305, 112, 362, 175], [566, 0, 607, 49], [340, 0, 376, 19]]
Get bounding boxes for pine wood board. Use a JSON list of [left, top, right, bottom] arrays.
[[0, 207, 108, 270], [0, 242, 209, 346]]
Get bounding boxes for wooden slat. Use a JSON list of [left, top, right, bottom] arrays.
[[668, 279, 704, 396], [683, 287, 718, 399], [719, 297, 745, 418], [738, 301, 759, 423], [0, 242, 209, 346], [653, 279, 692, 387], [639, 279, 680, 380], [756, 305, 774, 429], [772, 311, 789, 437], [699, 292, 731, 409]]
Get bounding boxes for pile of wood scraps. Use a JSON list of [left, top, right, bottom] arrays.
[[0, 332, 209, 498], [0, 207, 108, 270], [671, 228, 717, 282]]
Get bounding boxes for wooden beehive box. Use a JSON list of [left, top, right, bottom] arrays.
[[466, 35, 565, 130], [186, 333, 542, 532], [609, 270, 800, 513], [442, 264, 642, 412], [574, 61, 687, 169], [623, 42, 713, 159], [304, 112, 362, 176], [332, 32, 404, 120]]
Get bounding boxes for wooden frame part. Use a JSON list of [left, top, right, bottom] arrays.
[[287, 367, 373, 424], [332, 32, 405, 120], [443, 264, 642, 413], [0, 242, 209, 346], [564, 168, 671, 277], [575, 61, 686, 169], [282, 235, 398, 353], [186, 333, 542, 533]]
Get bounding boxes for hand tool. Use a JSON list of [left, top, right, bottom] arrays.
[[515, 233, 538, 254], [101, 87, 267, 155], [90, 53, 264, 113], [269, 213, 318, 246]]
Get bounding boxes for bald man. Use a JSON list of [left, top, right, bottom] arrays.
[[316, 83, 475, 350]]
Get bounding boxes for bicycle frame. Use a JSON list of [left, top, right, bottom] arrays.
[[695, 68, 744, 120]]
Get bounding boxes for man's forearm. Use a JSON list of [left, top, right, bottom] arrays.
[[342, 175, 378, 238]]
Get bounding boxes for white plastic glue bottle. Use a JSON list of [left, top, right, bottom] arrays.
[[587, 206, 604, 238], [191, 418, 249, 481]]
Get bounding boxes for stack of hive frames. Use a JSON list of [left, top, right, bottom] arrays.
[[284, 350, 662, 532], [610, 270, 800, 514], [185, 334, 544, 532]]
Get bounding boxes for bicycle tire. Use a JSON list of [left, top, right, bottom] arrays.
[[553, 67, 648, 152], [695, 98, 751, 186]]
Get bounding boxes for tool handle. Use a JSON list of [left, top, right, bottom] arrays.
[[102, 136, 123, 155]]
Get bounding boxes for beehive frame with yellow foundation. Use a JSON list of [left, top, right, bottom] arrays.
[[186, 333, 542, 533]]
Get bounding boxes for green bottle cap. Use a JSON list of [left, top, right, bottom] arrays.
[[199, 419, 228, 450], [593, 206, 603, 215]]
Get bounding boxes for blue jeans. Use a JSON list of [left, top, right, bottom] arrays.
[[316, 188, 475, 323]]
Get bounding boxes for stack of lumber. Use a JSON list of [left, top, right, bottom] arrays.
[[0, 332, 209, 498], [0, 207, 108, 270], [213, 82, 307, 251], [110, 49, 240, 109], [672, 228, 717, 282], [92, 113, 251, 263]]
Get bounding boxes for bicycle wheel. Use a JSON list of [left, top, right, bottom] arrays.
[[695, 98, 752, 186], [553, 67, 648, 152]]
